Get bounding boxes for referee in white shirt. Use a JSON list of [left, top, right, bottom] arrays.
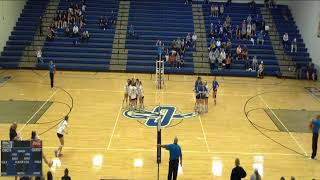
[[55, 116, 69, 157]]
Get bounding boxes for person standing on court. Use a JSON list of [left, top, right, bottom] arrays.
[[49, 61, 56, 88], [310, 115, 320, 159], [230, 158, 246, 180], [160, 137, 182, 180], [9, 122, 21, 141]]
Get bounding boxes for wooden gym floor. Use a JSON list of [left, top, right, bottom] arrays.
[[0, 69, 320, 180]]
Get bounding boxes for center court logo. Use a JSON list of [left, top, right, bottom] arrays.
[[123, 106, 197, 128]]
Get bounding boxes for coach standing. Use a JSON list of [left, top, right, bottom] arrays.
[[49, 61, 56, 88], [310, 115, 320, 159], [160, 137, 182, 180]]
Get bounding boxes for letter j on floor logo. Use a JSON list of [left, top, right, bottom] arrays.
[[123, 106, 197, 127]]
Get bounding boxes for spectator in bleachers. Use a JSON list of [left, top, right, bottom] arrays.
[[264, 0, 270, 8], [214, 4, 219, 17], [216, 38, 221, 50], [129, 25, 138, 39], [226, 39, 232, 54], [219, 49, 226, 68], [65, 25, 71, 37], [192, 32, 197, 48], [236, 45, 242, 60], [247, 22, 252, 39], [230, 158, 246, 180], [250, 169, 261, 180], [80, 15, 86, 28], [209, 37, 216, 51], [62, 12, 68, 28], [270, 0, 277, 8], [219, 4, 224, 16], [36, 48, 44, 63], [236, 25, 241, 40], [61, 168, 71, 180], [225, 16, 231, 27], [184, 0, 192, 5], [58, 11, 63, 29], [291, 38, 297, 53], [156, 40, 162, 47], [282, 8, 290, 22], [264, 24, 269, 35], [209, 49, 215, 69], [39, 16, 43, 35], [257, 30, 265, 45], [221, 34, 228, 48], [210, 4, 215, 17], [225, 54, 232, 69], [251, 22, 256, 36], [257, 61, 264, 78], [186, 33, 192, 47], [282, 33, 289, 49], [252, 56, 258, 71], [249, 0, 256, 10], [99, 16, 107, 30], [81, 30, 90, 43], [247, 14, 252, 23], [72, 24, 79, 37], [307, 63, 317, 81], [241, 21, 247, 39], [242, 45, 248, 60], [209, 24, 215, 38], [81, 0, 87, 12], [110, 10, 116, 25]]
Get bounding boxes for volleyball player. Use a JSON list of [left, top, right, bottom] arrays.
[[204, 81, 209, 113], [122, 79, 130, 107], [129, 82, 138, 111], [194, 77, 201, 112], [138, 81, 144, 110], [195, 81, 204, 113], [55, 116, 69, 157], [212, 77, 219, 105]]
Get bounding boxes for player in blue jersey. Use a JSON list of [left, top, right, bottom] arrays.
[[212, 77, 219, 105], [195, 81, 204, 113], [194, 77, 201, 112]]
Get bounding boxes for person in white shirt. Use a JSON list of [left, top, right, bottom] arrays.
[[123, 79, 130, 106], [216, 39, 221, 49], [192, 32, 197, 48], [283, 33, 289, 48], [219, 49, 226, 68], [250, 169, 261, 180], [55, 116, 69, 157], [156, 39, 162, 47], [73, 25, 79, 37], [252, 56, 258, 71], [36, 48, 44, 63], [129, 82, 138, 110], [291, 37, 297, 53], [138, 81, 144, 110]]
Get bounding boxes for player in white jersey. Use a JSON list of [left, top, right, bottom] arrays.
[[204, 81, 209, 113], [123, 79, 130, 106], [138, 81, 145, 110], [55, 116, 69, 157], [129, 82, 138, 110]]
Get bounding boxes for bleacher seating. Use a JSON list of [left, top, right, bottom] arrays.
[[270, 6, 311, 68], [202, 2, 279, 76], [125, 0, 195, 74], [37, 0, 118, 71], [0, 0, 49, 68]]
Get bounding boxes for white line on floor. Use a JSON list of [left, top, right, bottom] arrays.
[[259, 95, 308, 157], [106, 103, 123, 150], [193, 93, 210, 153], [18, 89, 57, 133]]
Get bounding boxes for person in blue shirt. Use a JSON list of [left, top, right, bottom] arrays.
[[195, 82, 204, 113], [311, 115, 320, 159], [160, 137, 182, 180], [212, 76, 219, 105], [49, 61, 55, 88]]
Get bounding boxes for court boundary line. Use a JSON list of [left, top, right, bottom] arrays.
[[106, 103, 123, 150], [193, 94, 210, 153], [42, 146, 299, 156], [18, 89, 57, 133], [258, 95, 308, 156]]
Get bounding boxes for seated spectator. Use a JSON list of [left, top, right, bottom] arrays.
[[307, 63, 317, 81], [99, 16, 107, 30], [218, 48, 226, 68], [209, 50, 215, 69], [225, 39, 232, 54], [247, 22, 252, 39], [250, 37, 255, 46], [257, 30, 265, 45], [242, 46, 248, 60], [236, 45, 242, 60], [72, 24, 79, 37], [264, 24, 269, 35], [241, 21, 247, 39], [186, 33, 191, 47], [225, 16, 231, 27], [184, 0, 192, 5], [252, 56, 258, 71], [226, 0, 232, 6], [81, 30, 90, 42], [62, 168, 71, 180], [192, 32, 197, 48], [236, 25, 241, 40], [225, 54, 232, 69], [36, 48, 44, 63], [283, 33, 289, 48], [247, 14, 252, 23], [230, 158, 247, 180], [221, 34, 228, 48], [209, 37, 216, 51], [80, 15, 86, 28], [216, 38, 221, 50], [156, 39, 162, 47], [257, 61, 264, 78], [46, 29, 54, 41], [65, 25, 71, 37], [270, 0, 277, 8], [219, 4, 224, 16], [249, 0, 256, 10], [291, 38, 297, 53], [128, 25, 137, 39], [110, 10, 116, 25], [251, 22, 256, 36]]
